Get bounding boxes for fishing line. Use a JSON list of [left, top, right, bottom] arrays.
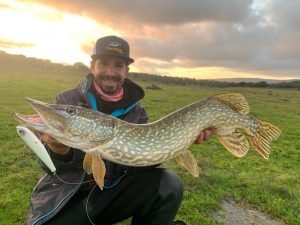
[[53, 172, 95, 185], [86, 184, 98, 225], [52, 172, 97, 224], [53, 171, 127, 225], [83, 173, 127, 225]]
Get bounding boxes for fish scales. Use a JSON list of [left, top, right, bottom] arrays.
[[13, 93, 281, 189], [103, 98, 256, 166]]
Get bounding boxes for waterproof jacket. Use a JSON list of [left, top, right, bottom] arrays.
[[24, 75, 153, 225]]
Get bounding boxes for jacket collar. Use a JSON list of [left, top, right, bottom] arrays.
[[76, 73, 145, 115], [77, 73, 94, 100]]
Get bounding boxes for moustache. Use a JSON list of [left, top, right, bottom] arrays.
[[99, 75, 121, 82]]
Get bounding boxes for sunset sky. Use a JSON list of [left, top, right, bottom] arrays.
[[0, 0, 299, 80]]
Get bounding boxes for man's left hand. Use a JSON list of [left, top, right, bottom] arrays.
[[194, 129, 214, 144]]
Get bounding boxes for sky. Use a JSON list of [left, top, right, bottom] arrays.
[[0, 0, 299, 80]]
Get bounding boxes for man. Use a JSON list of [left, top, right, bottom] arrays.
[[25, 35, 213, 225]]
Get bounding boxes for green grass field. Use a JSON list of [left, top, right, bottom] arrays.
[[0, 56, 299, 224]]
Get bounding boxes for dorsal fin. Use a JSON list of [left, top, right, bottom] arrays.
[[213, 93, 249, 115]]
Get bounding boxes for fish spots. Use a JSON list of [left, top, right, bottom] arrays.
[[146, 155, 153, 160], [99, 96, 263, 167], [124, 153, 132, 158], [130, 150, 136, 155], [153, 150, 163, 155]]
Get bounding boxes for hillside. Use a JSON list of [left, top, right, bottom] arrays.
[[0, 51, 299, 89], [215, 77, 299, 84], [0, 51, 88, 76]]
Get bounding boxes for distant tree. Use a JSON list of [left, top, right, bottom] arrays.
[[129, 72, 300, 89], [255, 81, 268, 87], [238, 82, 247, 87]]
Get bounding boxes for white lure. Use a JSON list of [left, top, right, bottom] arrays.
[[16, 126, 56, 173]]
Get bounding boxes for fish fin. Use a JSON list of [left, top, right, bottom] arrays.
[[215, 126, 236, 136], [92, 153, 106, 190], [213, 93, 249, 115], [250, 120, 281, 159], [175, 150, 199, 177], [83, 153, 93, 174], [217, 131, 249, 157]]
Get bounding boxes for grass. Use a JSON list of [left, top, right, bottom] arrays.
[[0, 57, 299, 224]]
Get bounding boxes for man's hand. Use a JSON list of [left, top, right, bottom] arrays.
[[35, 132, 70, 155], [194, 129, 214, 144]]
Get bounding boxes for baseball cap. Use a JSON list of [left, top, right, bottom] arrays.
[[91, 35, 134, 64]]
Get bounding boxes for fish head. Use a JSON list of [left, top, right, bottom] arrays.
[[13, 98, 115, 150]]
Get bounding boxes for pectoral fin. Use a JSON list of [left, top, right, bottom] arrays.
[[175, 150, 199, 177], [92, 153, 106, 190], [83, 153, 93, 174], [217, 131, 249, 157]]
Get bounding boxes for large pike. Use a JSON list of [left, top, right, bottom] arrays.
[[13, 93, 280, 189]]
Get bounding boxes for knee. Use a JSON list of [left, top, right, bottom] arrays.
[[159, 170, 183, 204]]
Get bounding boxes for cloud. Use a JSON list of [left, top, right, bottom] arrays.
[[0, 40, 35, 49], [29, 0, 300, 79], [32, 0, 253, 25], [267, 0, 300, 31]]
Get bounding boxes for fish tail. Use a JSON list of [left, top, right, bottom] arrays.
[[250, 120, 281, 159]]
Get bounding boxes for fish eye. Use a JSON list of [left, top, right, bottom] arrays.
[[67, 107, 76, 115]]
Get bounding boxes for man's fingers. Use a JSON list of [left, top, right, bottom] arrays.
[[41, 134, 54, 143], [32, 130, 41, 137], [195, 131, 204, 144], [195, 129, 215, 144], [203, 129, 214, 140]]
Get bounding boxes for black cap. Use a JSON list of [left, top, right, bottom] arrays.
[[91, 35, 134, 64]]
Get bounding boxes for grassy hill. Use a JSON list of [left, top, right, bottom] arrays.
[[0, 52, 299, 224]]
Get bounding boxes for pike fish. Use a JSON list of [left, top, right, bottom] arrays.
[[13, 93, 281, 189]]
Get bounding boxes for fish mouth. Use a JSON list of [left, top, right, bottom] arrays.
[[12, 112, 44, 125], [12, 112, 49, 133], [27, 98, 68, 132], [17, 98, 68, 133]]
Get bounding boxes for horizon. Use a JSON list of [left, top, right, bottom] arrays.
[[1, 0, 300, 80], [1, 49, 300, 83]]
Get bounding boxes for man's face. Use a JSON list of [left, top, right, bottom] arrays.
[[91, 56, 129, 95]]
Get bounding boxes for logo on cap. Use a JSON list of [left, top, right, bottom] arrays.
[[106, 41, 124, 55], [108, 41, 122, 47]]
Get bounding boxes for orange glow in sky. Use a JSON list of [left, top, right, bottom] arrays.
[[0, 0, 116, 65]]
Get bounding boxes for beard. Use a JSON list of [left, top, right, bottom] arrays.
[[95, 74, 123, 95]]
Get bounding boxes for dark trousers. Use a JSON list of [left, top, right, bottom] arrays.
[[45, 168, 183, 225]]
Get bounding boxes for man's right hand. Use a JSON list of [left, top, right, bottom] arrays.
[[35, 132, 70, 155]]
